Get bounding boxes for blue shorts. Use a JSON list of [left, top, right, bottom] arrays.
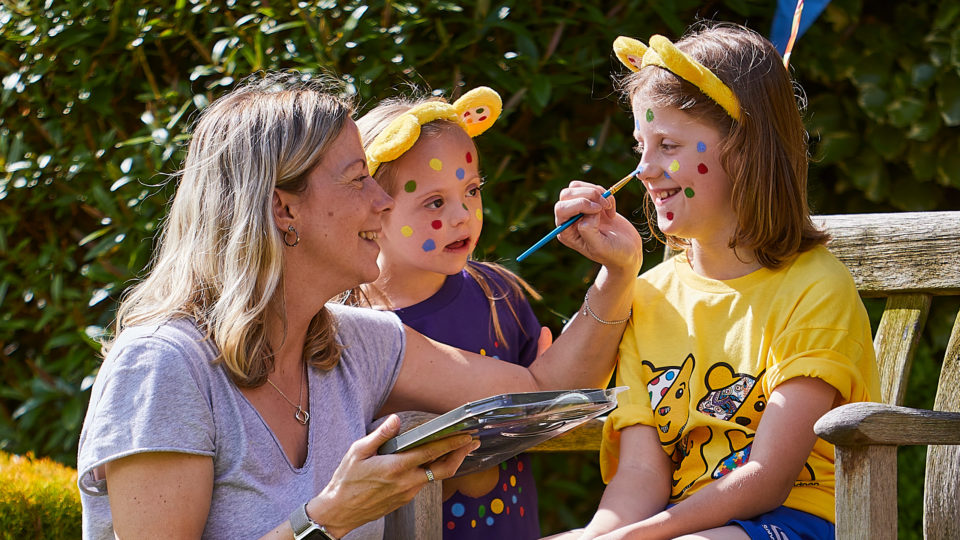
[[730, 506, 834, 540]]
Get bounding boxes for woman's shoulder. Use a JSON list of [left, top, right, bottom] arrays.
[[109, 318, 211, 362]]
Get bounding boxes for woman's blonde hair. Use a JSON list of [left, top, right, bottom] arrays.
[[104, 72, 354, 387], [620, 22, 828, 268], [349, 94, 540, 348]]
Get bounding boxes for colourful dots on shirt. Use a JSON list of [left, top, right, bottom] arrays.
[[491, 499, 504, 514], [422, 239, 436, 251], [684, 187, 695, 198], [697, 163, 708, 174], [645, 108, 654, 122], [697, 141, 707, 152], [486, 517, 494, 526], [520, 506, 525, 517], [400, 225, 413, 237], [456, 167, 465, 180], [509, 475, 516, 487], [669, 160, 680, 173], [447, 521, 455, 530], [431, 220, 442, 230], [451, 503, 465, 517], [516, 460, 522, 471], [480, 348, 486, 356], [465, 152, 473, 163], [478, 505, 486, 517], [429, 158, 443, 171], [471, 520, 476, 528], [403, 180, 417, 193]]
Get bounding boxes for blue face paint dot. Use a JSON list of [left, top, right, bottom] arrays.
[[485, 517, 494, 526], [697, 141, 707, 153], [664, 171, 671, 179], [422, 239, 436, 252], [451, 503, 465, 517], [456, 167, 465, 180]]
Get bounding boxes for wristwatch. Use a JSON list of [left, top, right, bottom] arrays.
[[289, 502, 338, 540]]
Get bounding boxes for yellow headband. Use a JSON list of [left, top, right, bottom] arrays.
[[613, 35, 741, 121], [365, 86, 502, 176]]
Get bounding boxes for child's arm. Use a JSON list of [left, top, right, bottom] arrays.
[[580, 424, 672, 538], [595, 376, 838, 540]]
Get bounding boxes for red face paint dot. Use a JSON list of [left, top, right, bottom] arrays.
[[465, 152, 473, 163], [666, 212, 674, 220], [431, 220, 442, 229], [697, 163, 708, 174]]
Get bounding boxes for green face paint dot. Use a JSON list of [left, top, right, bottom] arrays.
[[462, 203, 468, 210], [645, 108, 654, 122], [403, 180, 417, 193], [684, 187, 695, 198]]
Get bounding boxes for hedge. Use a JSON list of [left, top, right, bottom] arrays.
[[2, 1, 958, 536], [0, 451, 82, 539]]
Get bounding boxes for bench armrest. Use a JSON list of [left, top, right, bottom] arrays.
[[814, 402, 960, 446]]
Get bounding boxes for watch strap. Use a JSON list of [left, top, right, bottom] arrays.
[[289, 502, 337, 540]]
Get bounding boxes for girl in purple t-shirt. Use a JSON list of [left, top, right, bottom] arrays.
[[349, 87, 547, 539]]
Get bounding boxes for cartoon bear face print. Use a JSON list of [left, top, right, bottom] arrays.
[[697, 363, 767, 429], [642, 355, 696, 445]]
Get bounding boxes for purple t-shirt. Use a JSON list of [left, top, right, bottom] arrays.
[[393, 263, 541, 539]]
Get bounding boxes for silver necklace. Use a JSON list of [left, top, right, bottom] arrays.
[[266, 363, 309, 425]]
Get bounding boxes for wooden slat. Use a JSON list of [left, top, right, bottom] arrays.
[[814, 402, 960, 446], [834, 445, 898, 540], [924, 311, 960, 539], [872, 294, 931, 405], [813, 211, 960, 296]]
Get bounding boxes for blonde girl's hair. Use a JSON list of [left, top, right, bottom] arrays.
[[348, 95, 541, 348], [103, 72, 354, 387], [620, 22, 829, 268]]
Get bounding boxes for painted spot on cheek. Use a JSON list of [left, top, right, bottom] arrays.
[[431, 220, 442, 230], [456, 167, 465, 180], [429, 158, 443, 171], [404, 180, 417, 192], [669, 160, 680, 173], [666, 212, 674, 220], [422, 239, 436, 251], [401, 225, 413, 237], [462, 203, 468, 210], [697, 141, 707, 153], [465, 152, 473, 163], [476, 208, 483, 221], [664, 171, 671, 179], [646, 109, 654, 122], [684, 187, 695, 198], [697, 163, 708, 174]]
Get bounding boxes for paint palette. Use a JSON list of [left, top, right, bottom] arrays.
[[378, 387, 626, 477]]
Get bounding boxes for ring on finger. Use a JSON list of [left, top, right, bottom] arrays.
[[424, 467, 435, 483]]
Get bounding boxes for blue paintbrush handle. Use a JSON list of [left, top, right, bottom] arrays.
[[516, 168, 640, 262]]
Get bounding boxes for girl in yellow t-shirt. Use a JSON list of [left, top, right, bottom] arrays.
[[546, 22, 880, 540]]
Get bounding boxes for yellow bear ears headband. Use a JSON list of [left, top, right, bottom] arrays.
[[613, 35, 741, 122], [365, 86, 503, 176]]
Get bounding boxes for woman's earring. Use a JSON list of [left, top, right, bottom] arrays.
[[283, 225, 300, 247]]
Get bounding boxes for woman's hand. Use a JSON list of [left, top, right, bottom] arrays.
[[305, 414, 479, 538], [554, 180, 643, 277]]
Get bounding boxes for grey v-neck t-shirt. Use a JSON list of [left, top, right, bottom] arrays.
[[78, 303, 406, 539]]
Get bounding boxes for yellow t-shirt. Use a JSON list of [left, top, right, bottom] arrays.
[[600, 245, 880, 523]]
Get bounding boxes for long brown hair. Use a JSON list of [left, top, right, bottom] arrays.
[[621, 22, 828, 268]]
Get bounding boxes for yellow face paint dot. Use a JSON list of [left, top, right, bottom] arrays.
[[429, 158, 443, 171], [669, 160, 680, 173], [476, 208, 482, 221], [400, 226, 413, 237], [491, 499, 504, 514]]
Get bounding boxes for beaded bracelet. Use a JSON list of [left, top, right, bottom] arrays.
[[582, 290, 632, 325]]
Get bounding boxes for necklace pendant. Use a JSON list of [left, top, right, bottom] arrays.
[[295, 406, 310, 425]]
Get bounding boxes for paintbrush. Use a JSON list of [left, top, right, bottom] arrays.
[[516, 167, 641, 262]]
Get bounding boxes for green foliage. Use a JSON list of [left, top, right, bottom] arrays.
[[0, 451, 81, 539], [0, 0, 957, 535]]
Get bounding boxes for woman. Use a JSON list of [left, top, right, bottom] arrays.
[[77, 72, 642, 540]]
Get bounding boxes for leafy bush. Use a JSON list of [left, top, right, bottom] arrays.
[[1, 0, 956, 537], [0, 451, 81, 539]]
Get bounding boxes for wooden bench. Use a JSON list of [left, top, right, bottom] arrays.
[[385, 211, 960, 539]]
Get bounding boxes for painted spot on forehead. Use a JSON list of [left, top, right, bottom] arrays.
[[465, 152, 473, 163], [646, 109, 654, 122], [697, 163, 708, 174], [422, 239, 436, 251], [476, 208, 483, 221], [400, 225, 413, 237], [684, 187, 695, 198], [456, 167, 465, 180], [431, 220, 442, 230], [403, 180, 417, 193], [429, 158, 443, 171], [697, 141, 707, 153], [669, 160, 680, 173]]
